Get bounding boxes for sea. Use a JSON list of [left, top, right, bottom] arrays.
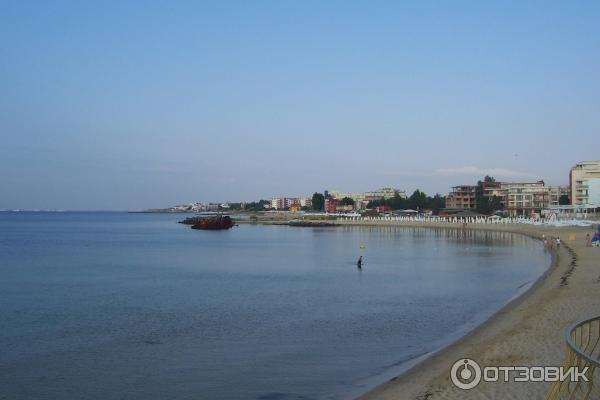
[[0, 212, 550, 400]]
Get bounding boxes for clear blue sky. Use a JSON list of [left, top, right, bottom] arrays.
[[1, 1, 599, 210]]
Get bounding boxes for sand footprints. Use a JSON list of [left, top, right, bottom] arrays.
[[559, 245, 577, 287]]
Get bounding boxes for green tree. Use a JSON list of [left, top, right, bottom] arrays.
[[366, 190, 448, 212], [408, 189, 428, 209], [475, 179, 491, 214], [340, 197, 355, 206], [366, 198, 385, 208], [428, 193, 445, 214], [388, 190, 407, 209], [475, 176, 503, 214], [311, 192, 325, 211], [489, 195, 504, 212], [243, 199, 270, 211]]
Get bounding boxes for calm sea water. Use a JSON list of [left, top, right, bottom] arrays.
[[0, 212, 550, 400]]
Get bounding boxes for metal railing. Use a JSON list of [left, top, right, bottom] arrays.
[[547, 317, 600, 399]]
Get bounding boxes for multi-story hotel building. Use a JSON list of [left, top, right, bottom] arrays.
[[445, 185, 477, 209], [446, 180, 561, 216], [547, 186, 569, 207], [503, 181, 547, 216], [325, 197, 338, 213], [570, 161, 600, 206], [270, 197, 286, 210], [270, 196, 313, 210]]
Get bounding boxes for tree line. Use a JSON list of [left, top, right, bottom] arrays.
[[366, 190, 445, 212], [310, 190, 445, 213]]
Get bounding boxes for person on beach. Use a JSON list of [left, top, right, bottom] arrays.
[[357, 256, 363, 269], [586, 233, 592, 247], [556, 237, 561, 247]]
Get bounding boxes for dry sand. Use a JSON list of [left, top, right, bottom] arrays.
[[327, 221, 600, 400]]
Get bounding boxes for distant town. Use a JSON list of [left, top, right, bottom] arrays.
[[150, 161, 600, 219]]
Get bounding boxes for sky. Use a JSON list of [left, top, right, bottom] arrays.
[[1, 1, 599, 210]]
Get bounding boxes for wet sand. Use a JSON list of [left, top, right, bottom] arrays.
[[334, 221, 600, 400]]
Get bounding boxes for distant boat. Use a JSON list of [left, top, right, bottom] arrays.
[[182, 214, 235, 230]]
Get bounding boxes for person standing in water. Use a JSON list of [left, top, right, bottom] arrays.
[[357, 256, 363, 269]]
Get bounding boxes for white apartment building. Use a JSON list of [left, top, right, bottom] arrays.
[[271, 197, 286, 210], [570, 161, 600, 206], [299, 197, 312, 208], [270, 196, 312, 209]]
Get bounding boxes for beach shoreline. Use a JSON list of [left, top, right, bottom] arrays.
[[344, 228, 557, 399], [327, 220, 598, 400], [221, 217, 598, 398]]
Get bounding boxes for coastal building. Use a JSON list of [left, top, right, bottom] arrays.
[[570, 161, 600, 206], [504, 181, 548, 217], [271, 197, 286, 210], [328, 188, 406, 203], [482, 181, 566, 213], [299, 197, 312, 208], [284, 198, 295, 208], [482, 180, 505, 199], [445, 180, 564, 216], [445, 185, 477, 209], [329, 191, 365, 202], [270, 196, 313, 210], [325, 197, 338, 213], [336, 204, 354, 212], [189, 202, 205, 212], [205, 203, 220, 211], [364, 187, 406, 201], [547, 186, 569, 207], [289, 198, 311, 212], [358, 200, 371, 209]]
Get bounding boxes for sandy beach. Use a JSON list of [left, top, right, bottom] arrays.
[[325, 220, 600, 400]]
